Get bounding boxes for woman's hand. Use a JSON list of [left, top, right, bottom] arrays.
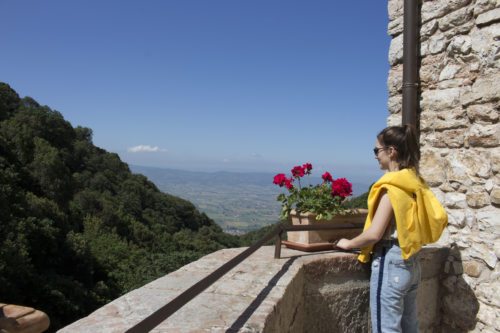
[[336, 238, 351, 250]]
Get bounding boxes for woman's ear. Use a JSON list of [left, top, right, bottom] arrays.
[[388, 146, 398, 159]]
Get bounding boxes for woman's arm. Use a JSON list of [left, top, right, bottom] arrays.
[[336, 191, 393, 250]]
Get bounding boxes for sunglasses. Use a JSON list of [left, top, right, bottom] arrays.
[[373, 147, 386, 156]]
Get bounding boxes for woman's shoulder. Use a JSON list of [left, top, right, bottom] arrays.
[[374, 168, 425, 193]]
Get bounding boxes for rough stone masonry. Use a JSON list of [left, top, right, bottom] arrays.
[[387, 0, 500, 331]]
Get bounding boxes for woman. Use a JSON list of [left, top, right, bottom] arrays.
[[336, 125, 447, 333]]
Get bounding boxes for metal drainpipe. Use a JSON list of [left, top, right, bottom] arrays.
[[402, 0, 419, 129]]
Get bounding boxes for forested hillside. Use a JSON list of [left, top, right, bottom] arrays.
[[0, 83, 241, 331]]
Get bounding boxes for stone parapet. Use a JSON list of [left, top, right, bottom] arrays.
[[59, 245, 448, 332]]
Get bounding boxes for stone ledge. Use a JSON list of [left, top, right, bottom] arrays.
[[58, 246, 448, 333]]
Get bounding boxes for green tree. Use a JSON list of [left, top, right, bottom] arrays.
[[0, 82, 245, 332]]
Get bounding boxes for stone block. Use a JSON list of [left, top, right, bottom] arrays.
[[490, 186, 500, 204], [420, 149, 446, 186], [476, 282, 500, 307], [429, 33, 449, 55], [388, 95, 402, 114], [421, 87, 461, 111], [424, 129, 466, 148], [439, 182, 456, 192], [473, 0, 499, 16], [439, 64, 461, 80], [387, 113, 402, 127], [492, 148, 500, 174], [420, 108, 469, 132], [421, 20, 439, 41], [476, 302, 500, 331], [445, 192, 468, 209], [437, 77, 474, 89], [466, 185, 491, 208], [439, 6, 474, 31], [476, 208, 500, 229], [444, 20, 476, 39], [421, 0, 472, 23], [389, 33, 403, 65], [445, 150, 491, 184], [463, 260, 484, 277], [387, 65, 402, 96], [495, 241, 500, 260], [467, 123, 500, 148], [469, 243, 498, 268], [460, 84, 479, 106], [445, 156, 472, 184], [420, 53, 446, 80], [465, 209, 476, 228], [485, 179, 494, 192], [470, 24, 500, 69], [388, 0, 403, 21], [448, 209, 466, 228], [388, 16, 403, 36], [467, 103, 499, 123], [448, 34, 473, 55], [476, 7, 500, 27], [471, 74, 500, 103]]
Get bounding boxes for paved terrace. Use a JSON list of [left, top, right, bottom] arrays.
[[59, 245, 448, 333]]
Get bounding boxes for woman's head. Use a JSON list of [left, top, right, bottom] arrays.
[[375, 125, 420, 172]]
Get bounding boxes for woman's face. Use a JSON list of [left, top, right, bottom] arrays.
[[374, 138, 391, 170]]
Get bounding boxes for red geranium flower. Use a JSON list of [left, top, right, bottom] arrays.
[[291, 165, 305, 178], [322, 172, 333, 183], [331, 178, 353, 198], [302, 163, 313, 175], [274, 173, 294, 189], [273, 173, 287, 187]]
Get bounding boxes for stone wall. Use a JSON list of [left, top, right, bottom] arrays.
[[58, 246, 448, 332], [387, 0, 500, 331]]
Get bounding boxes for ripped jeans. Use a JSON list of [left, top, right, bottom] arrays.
[[370, 243, 421, 333]]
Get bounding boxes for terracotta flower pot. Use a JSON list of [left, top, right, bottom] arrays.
[[283, 209, 368, 252]]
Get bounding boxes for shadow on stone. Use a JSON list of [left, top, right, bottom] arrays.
[[302, 256, 370, 333], [225, 256, 298, 332], [440, 245, 480, 332]]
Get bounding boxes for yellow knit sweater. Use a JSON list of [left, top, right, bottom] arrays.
[[358, 168, 448, 263]]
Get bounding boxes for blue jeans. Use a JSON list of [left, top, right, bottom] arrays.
[[370, 243, 420, 333]]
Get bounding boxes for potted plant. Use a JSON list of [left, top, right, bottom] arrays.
[[273, 163, 367, 251]]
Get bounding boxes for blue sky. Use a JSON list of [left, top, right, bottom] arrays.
[[1, 1, 391, 184]]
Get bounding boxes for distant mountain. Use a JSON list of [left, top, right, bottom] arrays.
[[130, 165, 371, 233]]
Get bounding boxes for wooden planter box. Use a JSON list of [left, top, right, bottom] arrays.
[[283, 209, 368, 252]]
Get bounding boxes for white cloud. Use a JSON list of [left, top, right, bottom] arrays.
[[127, 145, 167, 153]]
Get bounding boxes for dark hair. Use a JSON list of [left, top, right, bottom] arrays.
[[377, 125, 420, 172]]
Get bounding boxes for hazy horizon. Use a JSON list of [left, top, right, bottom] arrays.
[[130, 163, 379, 192]]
